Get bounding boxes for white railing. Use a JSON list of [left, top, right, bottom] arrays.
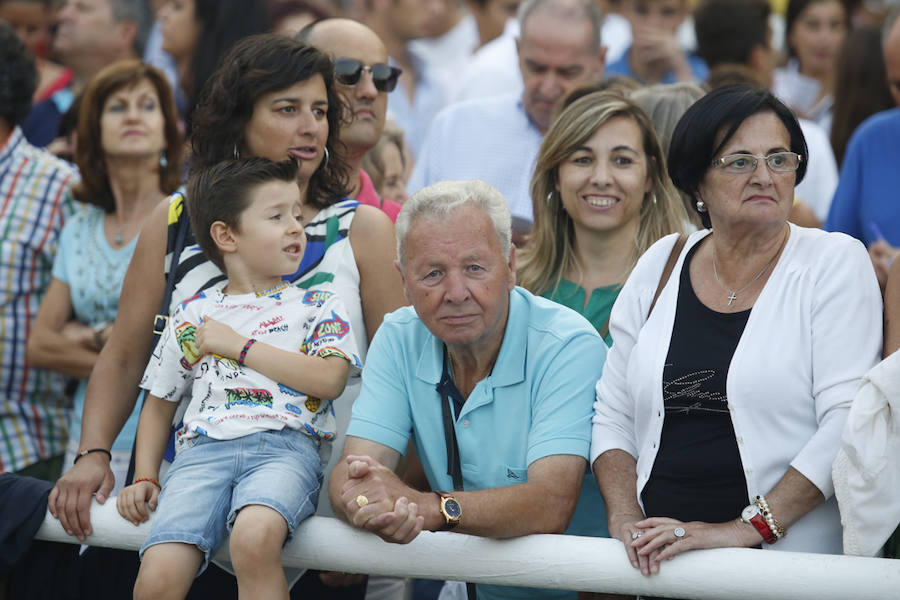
[[36, 502, 900, 599]]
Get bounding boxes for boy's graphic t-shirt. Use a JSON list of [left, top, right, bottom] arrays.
[[143, 284, 362, 454]]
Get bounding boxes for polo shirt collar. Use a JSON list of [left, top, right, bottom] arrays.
[[413, 288, 527, 388]]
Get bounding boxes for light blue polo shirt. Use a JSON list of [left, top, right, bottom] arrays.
[[348, 287, 608, 600]]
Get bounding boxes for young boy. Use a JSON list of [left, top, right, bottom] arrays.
[[117, 158, 361, 600]]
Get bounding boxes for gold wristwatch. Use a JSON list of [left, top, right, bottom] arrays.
[[436, 491, 462, 530]]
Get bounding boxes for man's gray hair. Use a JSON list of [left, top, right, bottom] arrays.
[[517, 0, 603, 52], [396, 180, 512, 268], [110, 0, 153, 56]]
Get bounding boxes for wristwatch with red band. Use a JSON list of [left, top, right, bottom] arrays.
[[741, 503, 777, 544]]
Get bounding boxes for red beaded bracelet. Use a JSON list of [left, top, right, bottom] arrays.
[[238, 338, 257, 366], [133, 477, 161, 491]]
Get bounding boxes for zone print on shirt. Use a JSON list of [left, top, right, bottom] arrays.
[[143, 285, 362, 454]]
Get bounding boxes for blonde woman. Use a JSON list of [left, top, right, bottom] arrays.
[[518, 91, 689, 345], [517, 91, 688, 555]]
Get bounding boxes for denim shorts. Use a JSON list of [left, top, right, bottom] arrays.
[[140, 428, 322, 574]]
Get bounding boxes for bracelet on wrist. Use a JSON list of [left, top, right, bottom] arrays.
[[133, 477, 162, 491], [238, 338, 257, 366], [754, 495, 786, 540], [73, 448, 112, 464]]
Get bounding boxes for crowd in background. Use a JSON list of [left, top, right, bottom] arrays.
[[2, 0, 900, 599]]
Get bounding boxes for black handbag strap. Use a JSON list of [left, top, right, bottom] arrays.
[[149, 193, 190, 354], [125, 195, 190, 485], [437, 344, 464, 491]]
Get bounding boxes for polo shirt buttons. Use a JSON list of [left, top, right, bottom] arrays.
[[461, 419, 470, 428]]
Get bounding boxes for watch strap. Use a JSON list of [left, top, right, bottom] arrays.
[[436, 491, 460, 530], [743, 507, 777, 544]]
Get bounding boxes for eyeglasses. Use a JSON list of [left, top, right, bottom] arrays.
[[710, 152, 803, 174], [334, 58, 402, 93]]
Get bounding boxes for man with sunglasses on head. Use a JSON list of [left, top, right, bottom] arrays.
[[299, 19, 403, 222], [407, 0, 605, 243]]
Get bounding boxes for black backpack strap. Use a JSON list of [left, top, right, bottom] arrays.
[[125, 194, 190, 485]]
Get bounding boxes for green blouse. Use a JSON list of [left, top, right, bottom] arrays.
[[544, 279, 622, 347]]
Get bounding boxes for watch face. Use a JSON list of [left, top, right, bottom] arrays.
[[444, 498, 462, 519], [741, 504, 759, 521]]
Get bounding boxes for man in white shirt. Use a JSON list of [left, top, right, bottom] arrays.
[[407, 0, 605, 233], [360, 0, 448, 158]]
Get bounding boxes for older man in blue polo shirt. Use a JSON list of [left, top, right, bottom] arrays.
[[328, 180, 607, 600]]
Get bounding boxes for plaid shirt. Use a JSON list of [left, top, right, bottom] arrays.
[[0, 127, 78, 472]]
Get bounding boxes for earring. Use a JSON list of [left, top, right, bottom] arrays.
[[321, 146, 330, 170], [696, 200, 707, 213], [546, 190, 555, 204], [159, 150, 168, 168], [652, 193, 658, 205], [233, 144, 240, 159]]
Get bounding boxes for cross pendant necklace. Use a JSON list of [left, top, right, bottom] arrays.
[[712, 226, 789, 307]]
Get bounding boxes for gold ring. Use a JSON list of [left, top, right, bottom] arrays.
[[356, 494, 369, 508]]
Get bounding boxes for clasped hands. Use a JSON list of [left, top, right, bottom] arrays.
[[339, 455, 425, 544], [614, 514, 756, 576]]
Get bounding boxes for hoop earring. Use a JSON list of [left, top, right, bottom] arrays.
[[696, 200, 707, 213], [159, 150, 168, 168], [321, 146, 330, 170], [233, 144, 240, 159]]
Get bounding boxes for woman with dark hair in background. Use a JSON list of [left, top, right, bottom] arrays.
[[829, 25, 894, 166], [158, 0, 269, 125], [773, 0, 850, 134], [28, 60, 182, 495], [592, 85, 881, 589]]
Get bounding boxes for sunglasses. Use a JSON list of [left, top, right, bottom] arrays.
[[334, 58, 402, 93]]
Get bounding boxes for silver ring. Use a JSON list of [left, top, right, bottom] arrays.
[[631, 531, 643, 540], [674, 526, 686, 539]]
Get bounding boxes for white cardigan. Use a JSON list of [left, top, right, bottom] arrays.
[[591, 225, 883, 554]]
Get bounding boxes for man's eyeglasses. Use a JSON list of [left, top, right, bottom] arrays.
[[334, 58, 402, 93], [711, 152, 803, 174]]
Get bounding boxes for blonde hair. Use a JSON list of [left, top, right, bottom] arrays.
[[518, 91, 689, 296], [631, 82, 706, 227]]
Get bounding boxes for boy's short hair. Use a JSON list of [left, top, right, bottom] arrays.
[[186, 158, 299, 272]]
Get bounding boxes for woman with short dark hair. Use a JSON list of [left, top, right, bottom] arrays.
[[591, 84, 881, 584]]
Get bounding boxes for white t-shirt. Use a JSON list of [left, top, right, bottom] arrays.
[[143, 284, 362, 454]]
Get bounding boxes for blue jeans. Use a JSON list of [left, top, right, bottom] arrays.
[[140, 428, 322, 574]]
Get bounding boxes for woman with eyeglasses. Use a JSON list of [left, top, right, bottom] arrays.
[[48, 34, 406, 588], [590, 85, 881, 588]]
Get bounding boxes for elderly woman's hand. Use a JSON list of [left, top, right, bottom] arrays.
[[608, 512, 663, 576], [631, 516, 761, 571]]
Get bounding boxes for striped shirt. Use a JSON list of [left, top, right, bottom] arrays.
[[0, 126, 78, 472]]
